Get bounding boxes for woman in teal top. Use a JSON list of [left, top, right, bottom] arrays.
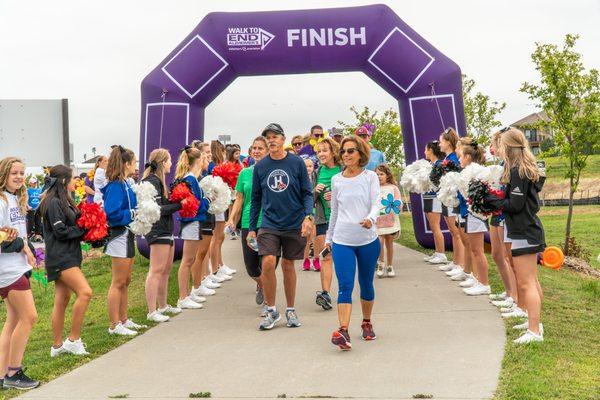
[[227, 136, 268, 306], [313, 138, 342, 311]]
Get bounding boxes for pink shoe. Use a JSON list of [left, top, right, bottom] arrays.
[[313, 258, 321, 271], [302, 258, 311, 271]]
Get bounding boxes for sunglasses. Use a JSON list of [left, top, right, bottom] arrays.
[[292, 142, 303, 147], [313, 134, 325, 138], [340, 148, 358, 155]]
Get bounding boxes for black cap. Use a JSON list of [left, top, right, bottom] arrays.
[[261, 123, 284, 137]]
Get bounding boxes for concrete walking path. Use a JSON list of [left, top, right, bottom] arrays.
[[19, 240, 504, 400]]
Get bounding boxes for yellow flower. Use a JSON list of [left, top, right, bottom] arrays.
[[309, 137, 326, 152]]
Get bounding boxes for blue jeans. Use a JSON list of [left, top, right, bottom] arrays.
[[332, 239, 381, 304]]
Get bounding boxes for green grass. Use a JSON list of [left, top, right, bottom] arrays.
[[541, 154, 600, 181], [398, 207, 600, 400]]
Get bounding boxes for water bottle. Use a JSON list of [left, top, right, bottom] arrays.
[[248, 237, 259, 252]]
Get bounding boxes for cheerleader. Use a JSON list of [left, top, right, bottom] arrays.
[[102, 145, 144, 336], [456, 140, 491, 295], [423, 141, 446, 264], [142, 149, 182, 322], [0, 157, 39, 390], [175, 146, 211, 309], [39, 165, 93, 356], [375, 164, 401, 278], [437, 128, 468, 278], [485, 128, 545, 343]]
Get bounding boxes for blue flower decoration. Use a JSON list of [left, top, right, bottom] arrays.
[[381, 193, 402, 215]]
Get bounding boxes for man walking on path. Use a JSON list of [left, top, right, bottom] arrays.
[[248, 123, 314, 330]]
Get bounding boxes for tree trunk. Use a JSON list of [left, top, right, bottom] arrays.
[[564, 174, 575, 256]]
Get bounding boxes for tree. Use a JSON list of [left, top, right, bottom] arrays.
[[337, 106, 403, 167], [521, 34, 600, 254], [462, 74, 506, 146]]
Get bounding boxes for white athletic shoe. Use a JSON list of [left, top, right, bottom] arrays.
[[492, 297, 514, 308], [500, 304, 516, 313], [438, 262, 455, 272], [502, 307, 528, 319], [157, 304, 182, 314], [463, 283, 491, 296], [216, 267, 233, 281], [193, 285, 216, 297], [202, 278, 221, 289], [122, 319, 147, 330], [209, 273, 226, 283], [489, 291, 507, 301], [50, 344, 67, 357], [221, 264, 237, 275], [147, 310, 170, 323], [427, 253, 448, 264], [386, 265, 395, 277], [459, 274, 477, 287], [446, 266, 464, 276], [450, 271, 468, 281], [177, 297, 203, 309], [513, 329, 543, 344], [108, 323, 137, 336], [190, 293, 206, 303], [513, 321, 544, 335], [423, 254, 434, 261], [62, 338, 90, 355], [376, 262, 385, 278]]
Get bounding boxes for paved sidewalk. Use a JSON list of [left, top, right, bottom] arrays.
[[20, 240, 504, 400]]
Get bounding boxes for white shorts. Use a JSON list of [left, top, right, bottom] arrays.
[[180, 221, 202, 241], [465, 213, 489, 234], [105, 227, 135, 258], [503, 225, 512, 244], [215, 213, 225, 222]]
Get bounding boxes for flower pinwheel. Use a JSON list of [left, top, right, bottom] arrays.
[[381, 193, 402, 215], [309, 135, 326, 152]]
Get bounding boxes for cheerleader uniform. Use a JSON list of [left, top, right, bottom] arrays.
[[143, 174, 181, 246], [441, 152, 460, 217], [179, 173, 210, 241], [42, 198, 85, 281], [423, 160, 442, 214], [486, 168, 546, 256], [102, 180, 138, 258]]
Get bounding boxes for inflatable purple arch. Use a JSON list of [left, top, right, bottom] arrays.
[[138, 4, 465, 258]]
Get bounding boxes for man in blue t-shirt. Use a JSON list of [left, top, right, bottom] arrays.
[[249, 123, 314, 331], [26, 176, 43, 241], [355, 125, 386, 170]]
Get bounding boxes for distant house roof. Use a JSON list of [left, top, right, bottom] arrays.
[[510, 111, 550, 127], [83, 155, 102, 164]]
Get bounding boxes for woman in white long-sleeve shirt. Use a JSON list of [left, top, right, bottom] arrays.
[[325, 136, 381, 350]]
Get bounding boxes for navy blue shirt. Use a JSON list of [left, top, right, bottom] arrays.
[[249, 152, 313, 231]]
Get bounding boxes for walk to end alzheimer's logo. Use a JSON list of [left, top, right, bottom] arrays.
[[227, 27, 275, 51]]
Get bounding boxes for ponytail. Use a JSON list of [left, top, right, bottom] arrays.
[[175, 146, 203, 179], [106, 145, 135, 181]]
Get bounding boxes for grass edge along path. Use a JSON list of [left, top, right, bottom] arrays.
[[398, 210, 600, 400]]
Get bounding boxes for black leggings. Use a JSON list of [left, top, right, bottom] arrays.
[[241, 228, 279, 278]]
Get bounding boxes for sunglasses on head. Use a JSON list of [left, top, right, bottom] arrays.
[[340, 148, 357, 155]]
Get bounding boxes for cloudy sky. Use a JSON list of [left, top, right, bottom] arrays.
[[1, 0, 599, 162]]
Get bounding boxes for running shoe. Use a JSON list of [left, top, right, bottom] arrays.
[[513, 321, 544, 335], [194, 284, 216, 296], [500, 304, 516, 313], [502, 307, 528, 319], [177, 297, 203, 310], [376, 262, 385, 278], [427, 253, 448, 264], [255, 286, 264, 305], [450, 271, 468, 281], [313, 258, 321, 272], [423, 253, 434, 261], [50, 344, 67, 358], [361, 321, 377, 340], [513, 329, 543, 344], [215, 268, 233, 281], [221, 264, 237, 274], [316, 291, 333, 310], [260, 304, 269, 317], [285, 309, 301, 327], [62, 338, 90, 355], [331, 328, 352, 350], [463, 283, 491, 296], [492, 297, 514, 308], [201, 278, 220, 289], [259, 308, 281, 330], [122, 319, 147, 330], [3, 368, 39, 390], [489, 291, 507, 301], [446, 266, 464, 276], [147, 310, 170, 323], [438, 262, 455, 271], [302, 258, 311, 271], [158, 304, 182, 314], [108, 323, 137, 336], [386, 266, 395, 277], [459, 274, 477, 287], [189, 293, 206, 303], [209, 273, 226, 283]]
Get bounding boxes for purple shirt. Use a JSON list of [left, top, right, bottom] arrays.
[[84, 176, 95, 204]]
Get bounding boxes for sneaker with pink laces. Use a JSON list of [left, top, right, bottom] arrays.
[[302, 258, 311, 271], [313, 258, 321, 271]]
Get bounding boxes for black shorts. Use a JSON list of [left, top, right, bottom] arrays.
[[455, 214, 466, 229], [105, 226, 135, 258], [424, 197, 442, 214], [146, 234, 174, 246], [241, 229, 261, 278], [46, 264, 81, 283], [202, 214, 215, 236], [315, 223, 328, 236], [442, 205, 456, 217], [257, 228, 306, 260]]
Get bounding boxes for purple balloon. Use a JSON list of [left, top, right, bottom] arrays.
[[138, 4, 466, 258]]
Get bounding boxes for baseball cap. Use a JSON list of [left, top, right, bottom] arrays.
[[28, 176, 38, 184], [261, 123, 285, 137]]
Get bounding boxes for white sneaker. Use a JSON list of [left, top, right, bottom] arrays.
[[386, 265, 395, 277], [423, 254, 434, 261], [157, 304, 182, 314], [500, 304, 516, 313], [50, 344, 67, 357], [177, 297, 203, 309], [108, 323, 137, 336], [459, 274, 477, 287], [260, 304, 268, 317], [463, 283, 491, 296], [147, 310, 170, 323], [376, 262, 385, 278], [513, 321, 544, 335], [221, 264, 237, 274], [450, 271, 468, 281], [489, 291, 507, 301], [427, 253, 448, 264], [513, 329, 543, 344], [62, 338, 90, 355], [190, 293, 206, 303], [446, 266, 464, 276], [195, 284, 216, 296], [438, 262, 455, 272], [492, 297, 514, 308], [202, 278, 221, 289], [502, 307, 528, 319], [216, 267, 233, 281], [209, 273, 226, 283], [122, 319, 147, 330]]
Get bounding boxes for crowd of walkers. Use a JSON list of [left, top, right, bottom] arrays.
[[0, 122, 546, 390]]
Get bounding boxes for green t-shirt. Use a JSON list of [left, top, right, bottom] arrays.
[[236, 166, 262, 229], [317, 165, 341, 221]]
